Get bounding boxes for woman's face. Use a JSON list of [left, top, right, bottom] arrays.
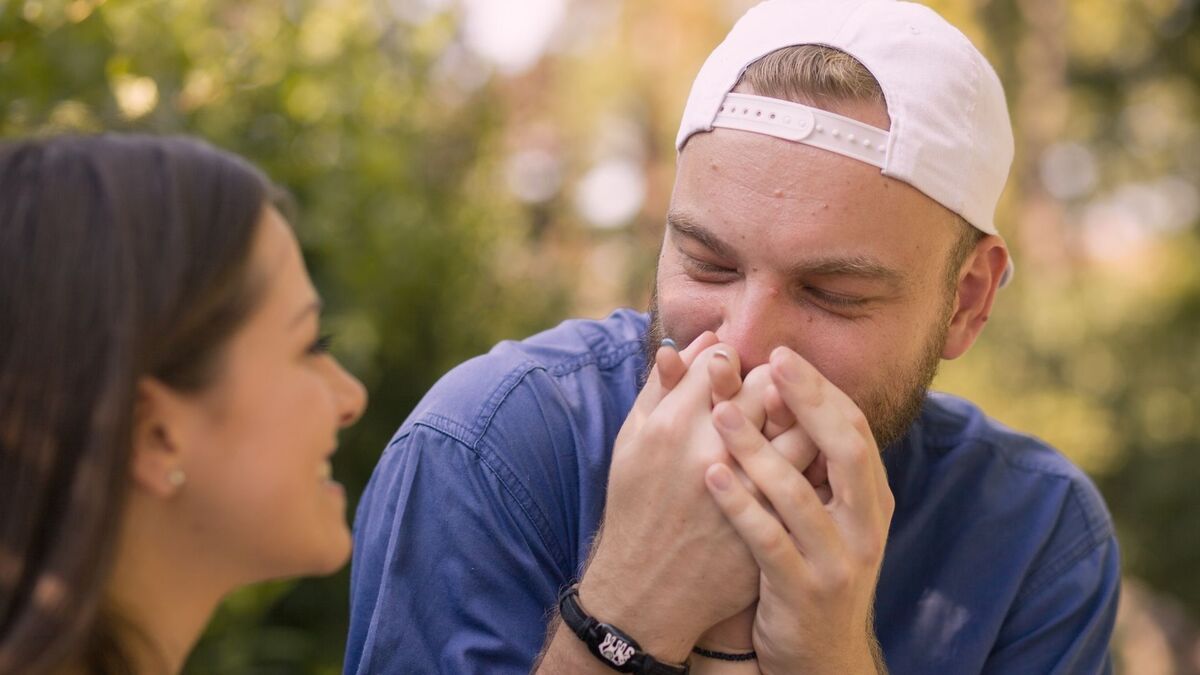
[[170, 207, 366, 583]]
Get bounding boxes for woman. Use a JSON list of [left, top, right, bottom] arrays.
[[0, 135, 367, 674]]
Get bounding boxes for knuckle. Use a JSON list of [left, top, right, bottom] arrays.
[[845, 407, 872, 436], [841, 438, 869, 465], [746, 435, 772, 458], [691, 446, 725, 472], [756, 526, 792, 557], [718, 493, 748, 519], [741, 365, 772, 395], [783, 436, 817, 469], [640, 417, 671, 446], [781, 471, 812, 509], [881, 490, 897, 517], [800, 376, 825, 408], [857, 537, 887, 564], [820, 561, 854, 593]]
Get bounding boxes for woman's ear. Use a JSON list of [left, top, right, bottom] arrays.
[[130, 378, 192, 499], [942, 236, 1008, 360]]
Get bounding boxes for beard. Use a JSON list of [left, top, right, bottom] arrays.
[[642, 286, 950, 451]]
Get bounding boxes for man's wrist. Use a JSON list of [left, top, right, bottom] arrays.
[[759, 643, 879, 675], [695, 604, 756, 653], [576, 576, 698, 664]]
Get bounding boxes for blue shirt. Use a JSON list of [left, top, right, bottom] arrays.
[[346, 309, 1119, 674]]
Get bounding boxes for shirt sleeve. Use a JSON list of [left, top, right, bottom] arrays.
[[981, 519, 1121, 674], [345, 420, 572, 675]]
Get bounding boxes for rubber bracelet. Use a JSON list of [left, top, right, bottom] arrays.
[[691, 646, 757, 662]]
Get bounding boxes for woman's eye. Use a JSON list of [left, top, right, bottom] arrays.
[[309, 333, 335, 355]]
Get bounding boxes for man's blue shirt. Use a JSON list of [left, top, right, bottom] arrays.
[[346, 309, 1119, 674]]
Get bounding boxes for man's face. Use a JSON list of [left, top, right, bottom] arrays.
[[653, 122, 963, 449]]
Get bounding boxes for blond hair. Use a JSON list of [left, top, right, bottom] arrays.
[[737, 44, 885, 113]]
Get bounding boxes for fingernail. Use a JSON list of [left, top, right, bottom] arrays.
[[715, 403, 743, 430], [712, 348, 731, 362], [661, 338, 678, 351], [708, 466, 732, 491]]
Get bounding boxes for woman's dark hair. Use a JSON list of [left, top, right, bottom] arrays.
[[0, 135, 273, 674]]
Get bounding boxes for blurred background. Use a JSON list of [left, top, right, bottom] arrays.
[[2, 0, 1198, 672]]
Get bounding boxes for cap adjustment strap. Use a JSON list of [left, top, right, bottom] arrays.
[[712, 93, 889, 169]]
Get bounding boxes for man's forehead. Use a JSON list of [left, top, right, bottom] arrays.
[[681, 128, 888, 187], [674, 129, 945, 225], [669, 131, 963, 286]]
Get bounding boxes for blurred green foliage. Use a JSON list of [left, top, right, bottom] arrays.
[[2, 1, 572, 671], [3, 0, 1200, 672]]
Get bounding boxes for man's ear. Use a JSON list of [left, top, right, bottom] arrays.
[[130, 378, 192, 499], [942, 236, 1008, 360]]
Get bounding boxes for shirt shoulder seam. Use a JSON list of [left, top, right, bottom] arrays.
[[954, 435, 1113, 600], [405, 415, 573, 574], [387, 332, 645, 580], [1016, 525, 1114, 601]]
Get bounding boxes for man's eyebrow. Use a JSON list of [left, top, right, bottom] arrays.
[[790, 256, 905, 285], [668, 209, 905, 285], [666, 210, 736, 259], [290, 299, 323, 328]]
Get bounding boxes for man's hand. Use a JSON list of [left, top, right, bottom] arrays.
[[574, 333, 760, 663], [704, 347, 895, 675], [694, 362, 821, 655]]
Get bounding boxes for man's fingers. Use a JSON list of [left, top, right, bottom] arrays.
[[814, 482, 833, 505], [728, 365, 773, 433], [763, 383, 796, 438], [632, 332, 718, 421], [803, 454, 830, 493], [679, 331, 719, 365], [656, 342, 740, 417], [708, 349, 743, 404], [770, 426, 820, 475], [704, 462, 807, 582], [712, 402, 840, 565], [629, 338, 740, 461], [768, 348, 888, 537], [656, 345, 687, 392]]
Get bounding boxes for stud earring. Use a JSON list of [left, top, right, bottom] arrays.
[[166, 468, 186, 488]]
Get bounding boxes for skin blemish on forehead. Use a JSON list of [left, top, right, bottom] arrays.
[[710, 161, 720, 172], [773, 188, 785, 198]]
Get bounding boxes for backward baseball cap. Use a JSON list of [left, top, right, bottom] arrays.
[[676, 0, 1016, 285]]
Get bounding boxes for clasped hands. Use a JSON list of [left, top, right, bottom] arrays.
[[579, 332, 895, 675]]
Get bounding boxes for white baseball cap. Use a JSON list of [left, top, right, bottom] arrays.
[[677, 0, 1015, 285]]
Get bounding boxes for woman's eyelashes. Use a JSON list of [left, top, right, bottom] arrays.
[[308, 333, 335, 355]]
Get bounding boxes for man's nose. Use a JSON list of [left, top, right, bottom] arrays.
[[714, 283, 788, 374]]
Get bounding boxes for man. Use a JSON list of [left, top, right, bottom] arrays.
[[346, 1, 1120, 673]]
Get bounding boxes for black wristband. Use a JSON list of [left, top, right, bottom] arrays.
[[557, 585, 689, 674], [691, 645, 758, 662]]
